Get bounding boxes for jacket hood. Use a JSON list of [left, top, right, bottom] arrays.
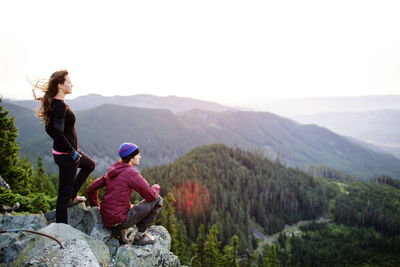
[[106, 161, 132, 179]]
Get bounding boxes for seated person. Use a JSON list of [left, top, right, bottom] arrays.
[[87, 143, 162, 245]]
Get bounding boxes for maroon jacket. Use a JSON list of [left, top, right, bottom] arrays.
[[87, 161, 160, 227]]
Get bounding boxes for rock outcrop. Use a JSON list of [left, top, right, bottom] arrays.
[[0, 176, 10, 190], [0, 204, 181, 266], [116, 226, 180, 267]]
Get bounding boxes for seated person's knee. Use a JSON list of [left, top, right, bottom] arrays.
[[157, 196, 163, 206]]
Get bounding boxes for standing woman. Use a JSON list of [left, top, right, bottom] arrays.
[[32, 70, 95, 224]]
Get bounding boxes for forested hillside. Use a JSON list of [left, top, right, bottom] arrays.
[[141, 144, 335, 250], [4, 102, 400, 180], [142, 144, 400, 266]]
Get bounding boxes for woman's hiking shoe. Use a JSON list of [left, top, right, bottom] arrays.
[[111, 225, 128, 245], [132, 233, 155, 246], [68, 196, 86, 207]]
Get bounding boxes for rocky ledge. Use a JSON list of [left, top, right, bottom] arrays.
[[0, 203, 181, 266]]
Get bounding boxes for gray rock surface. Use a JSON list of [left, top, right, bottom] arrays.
[[0, 204, 180, 266], [115, 225, 180, 267], [0, 213, 47, 231], [19, 223, 111, 266], [68, 203, 87, 232], [0, 232, 34, 264], [0, 175, 10, 189], [83, 206, 111, 240]]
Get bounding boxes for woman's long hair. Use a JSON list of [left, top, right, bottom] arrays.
[[32, 70, 68, 125]]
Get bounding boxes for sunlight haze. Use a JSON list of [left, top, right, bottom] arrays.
[[1, 0, 400, 105]]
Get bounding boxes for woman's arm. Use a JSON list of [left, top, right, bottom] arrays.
[[53, 100, 79, 160]]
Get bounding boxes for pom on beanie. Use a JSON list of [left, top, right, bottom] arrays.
[[118, 143, 139, 158]]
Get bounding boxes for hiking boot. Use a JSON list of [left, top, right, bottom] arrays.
[[111, 224, 128, 245], [132, 232, 155, 246]]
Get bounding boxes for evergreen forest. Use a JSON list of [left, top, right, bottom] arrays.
[[1, 99, 399, 266]]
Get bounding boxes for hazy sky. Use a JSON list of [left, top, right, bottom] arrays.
[[1, 0, 400, 104]]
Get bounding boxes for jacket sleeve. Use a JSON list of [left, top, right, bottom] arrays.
[[53, 100, 77, 158], [87, 176, 106, 207], [129, 170, 160, 201]]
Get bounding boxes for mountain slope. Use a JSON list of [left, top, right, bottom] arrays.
[[3, 102, 400, 179], [294, 109, 400, 158], [10, 94, 231, 113], [252, 95, 400, 116]]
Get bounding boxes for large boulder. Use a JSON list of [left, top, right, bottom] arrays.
[[68, 203, 87, 232], [83, 206, 121, 258], [0, 213, 48, 264], [0, 213, 47, 231], [115, 225, 180, 267], [45, 204, 110, 240], [82, 206, 111, 240], [0, 231, 35, 264], [15, 223, 111, 266]]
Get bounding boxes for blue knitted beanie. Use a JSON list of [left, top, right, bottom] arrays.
[[118, 143, 139, 158]]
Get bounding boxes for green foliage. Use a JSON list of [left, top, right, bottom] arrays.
[[190, 223, 235, 267], [192, 224, 207, 266], [143, 144, 331, 253], [0, 187, 19, 207], [0, 100, 36, 195], [29, 193, 55, 213], [157, 192, 177, 246], [0, 187, 56, 213], [175, 221, 190, 264], [307, 165, 359, 182], [32, 155, 56, 197], [204, 224, 223, 266], [275, 222, 400, 267], [0, 101, 57, 213], [370, 175, 400, 190], [222, 235, 239, 267], [334, 182, 400, 235], [3, 157, 35, 195], [0, 98, 19, 177], [264, 245, 279, 267]]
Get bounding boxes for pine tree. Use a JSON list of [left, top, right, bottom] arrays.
[[0, 99, 35, 195], [6, 157, 34, 195], [157, 192, 178, 251], [33, 154, 56, 196], [192, 224, 207, 267], [264, 245, 279, 267], [204, 224, 223, 266], [0, 98, 19, 180], [176, 221, 190, 265], [223, 235, 239, 267]]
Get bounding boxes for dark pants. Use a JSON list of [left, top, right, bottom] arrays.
[[121, 196, 163, 232], [54, 151, 95, 224]]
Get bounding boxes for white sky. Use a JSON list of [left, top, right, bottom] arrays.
[[1, 0, 400, 104]]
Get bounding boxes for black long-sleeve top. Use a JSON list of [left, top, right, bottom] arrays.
[[45, 98, 78, 157]]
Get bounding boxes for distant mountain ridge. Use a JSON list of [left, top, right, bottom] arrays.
[[3, 101, 400, 180], [9, 94, 232, 113], [247, 94, 400, 116], [294, 109, 400, 159]]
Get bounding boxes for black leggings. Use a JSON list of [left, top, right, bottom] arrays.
[[54, 151, 95, 224]]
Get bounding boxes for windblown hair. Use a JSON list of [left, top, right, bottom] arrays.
[[32, 70, 68, 125]]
